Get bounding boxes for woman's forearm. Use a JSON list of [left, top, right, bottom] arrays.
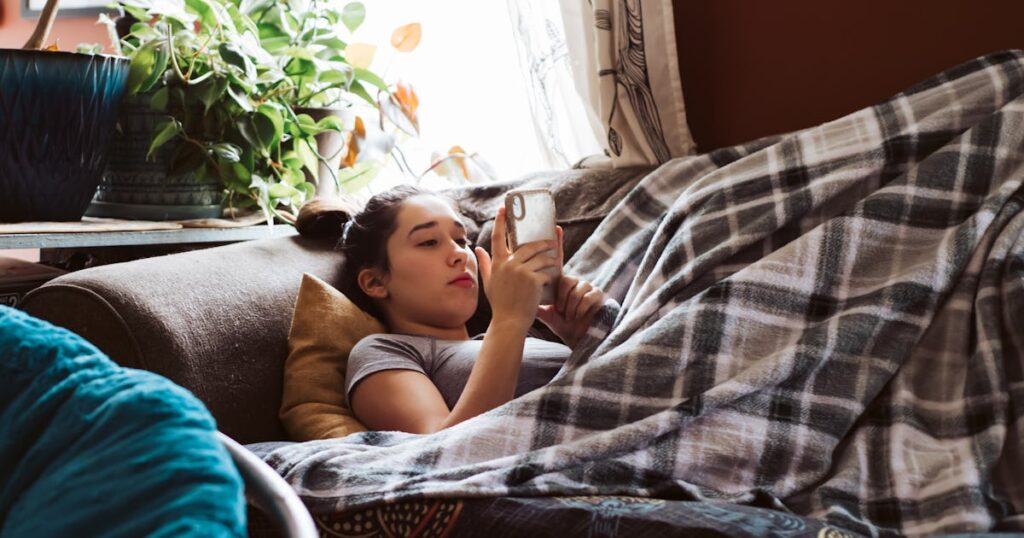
[[437, 316, 530, 430]]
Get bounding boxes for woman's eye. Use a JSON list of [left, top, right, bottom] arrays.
[[418, 238, 470, 247]]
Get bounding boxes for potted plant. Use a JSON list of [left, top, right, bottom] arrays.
[[91, 0, 415, 222], [243, 0, 418, 198]]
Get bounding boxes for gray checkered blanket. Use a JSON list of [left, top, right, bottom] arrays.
[[262, 51, 1024, 536]]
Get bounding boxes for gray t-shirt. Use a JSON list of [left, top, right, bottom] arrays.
[[346, 333, 571, 410]]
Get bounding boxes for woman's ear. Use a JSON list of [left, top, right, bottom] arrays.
[[358, 267, 389, 299]]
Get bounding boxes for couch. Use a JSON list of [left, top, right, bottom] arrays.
[[21, 0, 1024, 446], [20, 167, 647, 445]]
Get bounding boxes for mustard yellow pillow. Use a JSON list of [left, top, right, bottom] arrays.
[[280, 273, 385, 441]]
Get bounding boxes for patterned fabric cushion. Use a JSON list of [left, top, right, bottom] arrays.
[[247, 495, 858, 538], [0, 306, 245, 536]]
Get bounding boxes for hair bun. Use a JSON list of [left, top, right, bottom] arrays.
[[295, 197, 362, 238]]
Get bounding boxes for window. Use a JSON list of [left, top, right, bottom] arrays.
[[346, 1, 548, 193]]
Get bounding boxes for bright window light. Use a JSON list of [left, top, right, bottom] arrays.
[[341, 1, 549, 193]]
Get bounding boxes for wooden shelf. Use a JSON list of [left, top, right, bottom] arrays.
[[0, 225, 297, 250]]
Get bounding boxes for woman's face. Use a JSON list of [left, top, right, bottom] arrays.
[[373, 195, 479, 329]]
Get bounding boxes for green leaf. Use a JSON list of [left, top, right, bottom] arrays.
[[184, 0, 217, 30], [281, 150, 303, 172], [259, 35, 291, 52], [219, 42, 256, 80], [296, 181, 315, 200], [229, 2, 260, 37], [237, 116, 268, 155], [282, 166, 306, 187], [228, 163, 252, 192], [123, 5, 150, 23], [147, 117, 181, 160], [168, 141, 207, 177], [195, 76, 228, 112], [296, 136, 319, 180], [128, 22, 159, 41], [314, 115, 345, 132], [336, 160, 382, 194], [313, 36, 347, 51], [280, 46, 316, 61], [341, 2, 365, 33], [241, 146, 255, 172], [76, 43, 103, 54], [283, 57, 315, 78], [138, 43, 168, 93], [314, 48, 345, 62], [353, 67, 387, 91], [211, 142, 242, 162], [348, 80, 375, 106], [319, 67, 353, 85], [249, 109, 278, 150], [148, 0, 198, 27], [257, 21, 287, 39], [225, 83, 253, 112], [256, 104, 284, 148], [126, 40, 159, 94], [218, 42, 245, 70], [295, 113, 318, 130], [149, 86, 170, 111], [268, 182, 300, 199]]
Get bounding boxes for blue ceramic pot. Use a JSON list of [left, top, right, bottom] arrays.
[[0, 49, 130, 223]]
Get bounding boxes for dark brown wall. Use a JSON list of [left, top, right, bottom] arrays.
[[675, 1, 1024, 152]]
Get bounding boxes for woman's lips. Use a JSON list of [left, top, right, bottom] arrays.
[[449, 277, 474, 288]]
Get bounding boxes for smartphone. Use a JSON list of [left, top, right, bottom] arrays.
[[504, 188, 561, 304]]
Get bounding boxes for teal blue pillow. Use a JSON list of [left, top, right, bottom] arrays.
[[0, 306, 245, 536]]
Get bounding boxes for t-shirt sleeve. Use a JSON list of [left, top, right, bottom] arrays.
[[345, 335, 428, 407]]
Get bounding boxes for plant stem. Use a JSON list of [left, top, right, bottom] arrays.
[[22, 0, 59, 49], [295, 82, 347, 106], [419, 153, 476, 180], [168, 29, 188, 82], [186, 21, 220, 80], [390, 144, 415, 178]]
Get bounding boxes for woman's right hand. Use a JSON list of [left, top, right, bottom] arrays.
[[475, 206, 559, 330]]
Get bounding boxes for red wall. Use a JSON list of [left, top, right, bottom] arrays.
[[675, 1, 1024, 152], [0, 0, 108, 50]]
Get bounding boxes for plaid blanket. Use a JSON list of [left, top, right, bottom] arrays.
[[262, 50, 1024, 536]]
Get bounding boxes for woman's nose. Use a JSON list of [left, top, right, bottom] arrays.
[[448, 241, 468, 266]]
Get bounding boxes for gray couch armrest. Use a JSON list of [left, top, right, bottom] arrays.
[[22, 235, 343, 443]]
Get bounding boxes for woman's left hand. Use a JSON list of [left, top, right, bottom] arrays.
[[535, 226, 607, 349]]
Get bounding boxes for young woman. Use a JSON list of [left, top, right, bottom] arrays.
[[331, 185, 607, 434]]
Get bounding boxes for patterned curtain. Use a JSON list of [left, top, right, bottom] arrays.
[[508, 0, 696, 168], [505, 0, 604, 169]]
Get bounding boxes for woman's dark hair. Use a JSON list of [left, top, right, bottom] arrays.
[[295, 185, 461, 323]]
